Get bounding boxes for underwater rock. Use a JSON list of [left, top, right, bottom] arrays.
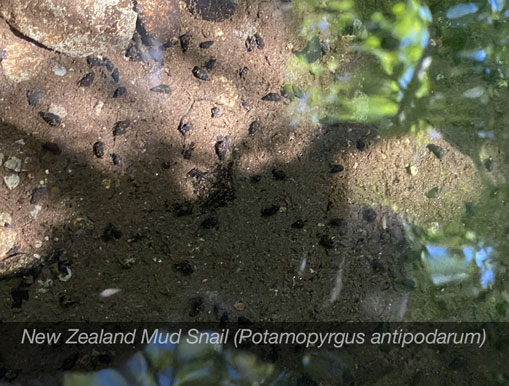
[[0, 226, 17, 258], [185, 0, 238, 22], [0, 19, 51, 83], [0, 0, 137, 57], [136, 0, 181, 47]]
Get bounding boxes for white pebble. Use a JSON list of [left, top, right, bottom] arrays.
[[52, 65, 67, 76], [4, 156, 21, 172], [3, 174, 20, 190], [463, 86, 485, 99], [94, 101, 104, 115], [99, 288, 121, 298], [30, 205, 42, 218], [48, 103, 67, 118]]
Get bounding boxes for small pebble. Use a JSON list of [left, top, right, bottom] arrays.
[[192, 66, 210, 81], [248, 120, 260, 135], [27, 90, 43, 106], [48, 103, 67, 119], [95, 101, 104, 115], [52, 65, 67, 76], [4, 156, 21, 172], [112, 87, 127, 98], [113, 120, 130, 136], [179, 34, 191, 52], [112, 153, 122, 165], [199, 40, 214, 49], [234, 301, 245, 311], [42, 142, 62, 155], [262, 93, 281, 101], [99, 289, 120, 299], [150, 84, 171, 94], [3, 174, 20, 190], [93, 141, 105, 158], [78, 72, 95, 87], [39, 112, 61, 126], [262, 205, 280, 216], [407, 164, 418, 176]]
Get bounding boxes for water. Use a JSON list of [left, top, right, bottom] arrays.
[[286, 0, 509, 321], [62, 0, 509, 384]]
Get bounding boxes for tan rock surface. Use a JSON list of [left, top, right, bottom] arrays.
[[136, 0, 181, 45], [0, 0, 137, 57]]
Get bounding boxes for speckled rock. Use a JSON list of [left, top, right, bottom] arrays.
[[0, 226, 16, 258], [0, 19, 51, 83], [136, 0, 181, 46], [185, 0, 238, 22], [3, 174, 20, 190], [0, 0, 137, 57]]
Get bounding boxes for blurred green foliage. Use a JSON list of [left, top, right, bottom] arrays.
[[62, 334, 351, 386], [289, 0, 509, 159], [288, 0, 509, 316]]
